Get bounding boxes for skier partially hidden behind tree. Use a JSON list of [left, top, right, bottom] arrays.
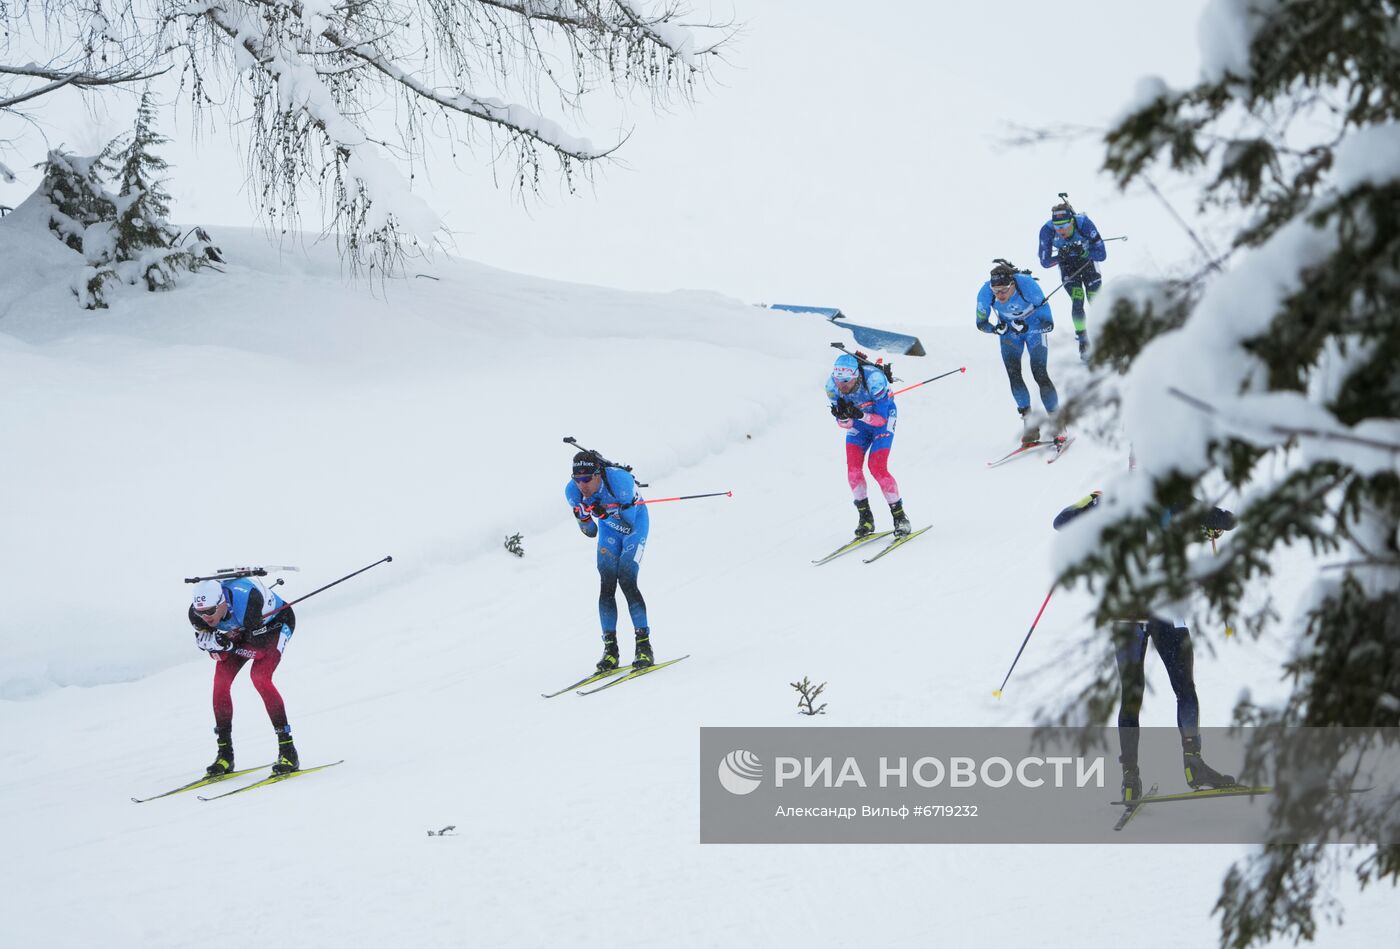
[[566, 451, 654, 672], [976, 260, 1063, 446], [1038, 198, 1107, 362], [188, 577, 299, 777], [1053, 491, 1240, 801], [825, 352, 913, 539]]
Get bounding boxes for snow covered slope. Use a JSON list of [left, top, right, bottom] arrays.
[[1, 212, 1393, 947]]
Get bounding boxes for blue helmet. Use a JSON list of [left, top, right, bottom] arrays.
[[831, 354, 860, 385]]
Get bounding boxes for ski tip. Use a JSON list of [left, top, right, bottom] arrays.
[[959, 366, 966, 373], [991, 690, 1003, 699], [727, 491, 733, 497]]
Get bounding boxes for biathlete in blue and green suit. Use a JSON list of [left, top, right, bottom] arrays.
[[1038, 199, 1107, 361]]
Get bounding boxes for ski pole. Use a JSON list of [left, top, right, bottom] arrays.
[[1209, 534, 1236, 638], [260, 555, 393, 622], [890, 367, 966, 398], [992, 586, 1055, 698], [634, 491, 732, 505], [1034, 255, 1099, 310], [848, 367, 966, 409], [599, 491, 732, 508]]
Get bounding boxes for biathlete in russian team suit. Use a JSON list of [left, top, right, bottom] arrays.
[[826, 352, 913, 538]]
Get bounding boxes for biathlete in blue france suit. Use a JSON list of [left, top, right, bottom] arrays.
[[1038, 199, 1107, 361], [1053, 491, 1240, 802], [188, 576, 299, 777], [565, 450, 654, 672], [826, 353, 913, 539], [976, 260, 1061, 445]]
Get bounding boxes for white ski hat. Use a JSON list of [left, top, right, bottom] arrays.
[[191, 579, 225, 612]]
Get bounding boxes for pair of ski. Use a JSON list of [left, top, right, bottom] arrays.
[[542, 655, 690, 698], [812, 525, 932, 566], [131, 760, 344, 803], [987, 436, 1075, 468], [1112, 783, 1338, 831]]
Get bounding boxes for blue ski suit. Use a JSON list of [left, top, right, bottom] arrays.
[[976, 273, 1058, 414], [1038, 212, 1106, 332], [566, 466, 650, 634]]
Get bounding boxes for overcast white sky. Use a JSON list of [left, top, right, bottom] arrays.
[[1, 1, 1212, 329]]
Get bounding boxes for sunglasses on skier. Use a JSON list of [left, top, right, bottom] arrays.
[[573, 474, 597, 483], [195, 603, 223, 617]]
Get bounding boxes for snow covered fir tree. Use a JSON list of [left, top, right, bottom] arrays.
[[107, 91, 210, 293], [35, 148, 115, 254], [1059, 2, 1400, 945], [29, 95, 212, 309]]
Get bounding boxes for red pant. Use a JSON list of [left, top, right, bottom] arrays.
[[846, 441, 900, 503], [211, 645, 288, 733]]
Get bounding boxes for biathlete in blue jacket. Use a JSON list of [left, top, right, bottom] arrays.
[[1053, 491, 1240, 801], [1038, 199, 1107, 362], [566, 451, 654, 672], [976, 260, 1062, 446], [826, 352, 913, 539], [188, 577, 299, 776]]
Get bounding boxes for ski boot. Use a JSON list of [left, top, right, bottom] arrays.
[[632, 628, 654, 670], [853, 499, 875, 538], [596, 630, 620, 673], [889, 500, 912, 537], [1018, 407, 1039, 446], [272, 728, 300, 775], [1076, 333, 1091, 363], [1120, 758, 1143, 803], [205, 730, 235, 777], [1182, 736, 1235, 789]]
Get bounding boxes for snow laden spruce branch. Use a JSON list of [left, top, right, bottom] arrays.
[[145, 0, 734, 269], [1052, 2, 1399, 946]]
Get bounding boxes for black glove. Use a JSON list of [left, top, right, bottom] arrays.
[[830, 398, 859, 420], [1060, 241, 1085, 259], [1042, 318, 1054, 333], [993, 321, 1010, 336], [1010, 319, 1027, 334], [590, 499, 610, 519]]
